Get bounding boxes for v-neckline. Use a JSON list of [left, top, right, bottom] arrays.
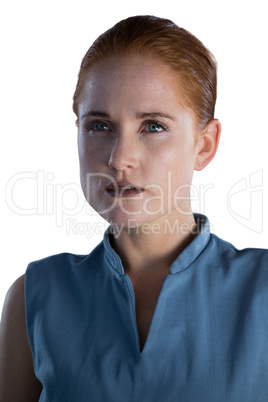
[[125, 272, 169, 354]]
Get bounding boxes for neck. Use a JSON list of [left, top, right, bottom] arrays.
[[109, 212, 198, 276]]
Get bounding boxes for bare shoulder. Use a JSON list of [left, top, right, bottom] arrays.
[[0, 274, 42, 401], [1, 274, 25, 320]]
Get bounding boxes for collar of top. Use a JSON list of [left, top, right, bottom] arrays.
[[103, 213, 211, 276]]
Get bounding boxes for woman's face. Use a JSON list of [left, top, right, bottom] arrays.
[[77, 56, 201, 228]]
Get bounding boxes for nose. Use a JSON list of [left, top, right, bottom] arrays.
[[108, 135, 139, 171]]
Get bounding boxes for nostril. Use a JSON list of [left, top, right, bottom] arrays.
[[108, 158, 134, 171]]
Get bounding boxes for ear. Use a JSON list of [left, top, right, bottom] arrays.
[[194, 119, 221, 171]]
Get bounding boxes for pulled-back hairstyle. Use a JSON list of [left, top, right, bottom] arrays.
[[73, 15, 217, 130]]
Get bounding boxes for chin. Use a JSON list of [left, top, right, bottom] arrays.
[[102, 213, 143, 228], [101, 210, 165, 231]]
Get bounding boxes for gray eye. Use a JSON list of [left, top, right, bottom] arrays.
[[147, 122, 163, 132], [95, 122, 109, 130]]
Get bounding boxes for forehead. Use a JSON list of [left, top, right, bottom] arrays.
[[78, 56, 186, 116]]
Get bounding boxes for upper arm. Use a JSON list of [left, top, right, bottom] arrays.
[[0, 274, 42, 401]]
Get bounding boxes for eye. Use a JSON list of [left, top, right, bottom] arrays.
[[85, 120, 111, 133], [145, 121, 167, 133], [94, 121, 110, 131]]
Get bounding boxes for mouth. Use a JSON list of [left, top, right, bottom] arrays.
[[105, 182, 144, 198]]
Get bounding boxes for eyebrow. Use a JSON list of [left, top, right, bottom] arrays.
[[136, 112, 175, 121], [81, 111, 175, 121], [81, 111, 110, 121]]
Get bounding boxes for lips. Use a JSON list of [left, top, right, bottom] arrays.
[[105, 181, 144, 197]]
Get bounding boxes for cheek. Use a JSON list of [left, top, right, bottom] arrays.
[[78, 136, 106, 171], [153, 140, 196, 191], [157, 140, 194, 169]]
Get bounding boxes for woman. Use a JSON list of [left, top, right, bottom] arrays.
[[1, 15, 267, 401]]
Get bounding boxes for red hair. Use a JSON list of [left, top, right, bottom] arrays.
[[73, 15, 217, 130]]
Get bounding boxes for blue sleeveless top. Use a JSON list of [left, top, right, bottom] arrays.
[[25, 214, 268, 401]]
